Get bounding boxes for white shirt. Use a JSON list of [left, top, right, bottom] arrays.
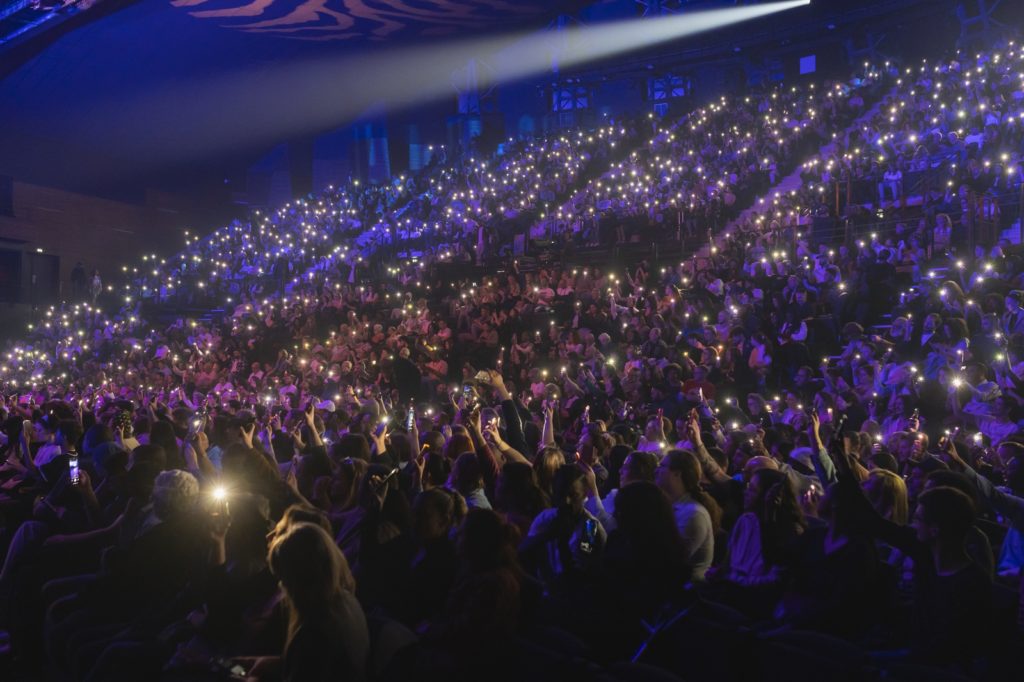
[[585, 488, 619, 532], [636, 439, 665, 454], [674, 496, 715, 580], [34, 442, 63, 468], [977, 417, 1020, 446]]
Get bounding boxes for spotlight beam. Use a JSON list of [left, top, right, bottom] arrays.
[[491, 0, 811, 84], [89, 1, 810, 171]]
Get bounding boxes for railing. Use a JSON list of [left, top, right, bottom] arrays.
[[831, 149, 963, 212], [801, 183, 1024, 254]]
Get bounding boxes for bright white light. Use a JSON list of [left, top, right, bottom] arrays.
[[89, 1, 810, 167]]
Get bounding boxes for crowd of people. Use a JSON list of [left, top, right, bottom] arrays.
[[536, 75, 875, 250], [794, 47, 1024, 243], [0, 40, 1023, 682]]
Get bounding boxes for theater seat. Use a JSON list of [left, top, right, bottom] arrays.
[[880, 661, 976, 682], [635, 601, 754, 681], [523, 623, 591, 659], [606, 660, 686, 682], [366, 615, 418, 679], [755, 630, 869, 682]]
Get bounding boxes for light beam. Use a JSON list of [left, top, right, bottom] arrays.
[[91, 0, 810, 170]]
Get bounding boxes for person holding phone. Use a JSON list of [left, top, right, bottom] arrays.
[[30, 416, 62, 470], [521, 465, 607, 599], [35, 419, 82, 475], [637, 415, 668, 454]]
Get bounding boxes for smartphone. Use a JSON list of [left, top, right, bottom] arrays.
[[189, 408, 208, 438], [374, 467, 400, 491], [406, 406, 415, 431], [579, 517, 597, 554], [69, 453, 80, 485], [210, 486, 230, 517], [210, 657, 248, 681]]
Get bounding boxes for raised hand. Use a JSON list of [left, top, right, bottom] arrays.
[[370, 422, 389, 453], [577, 460, 599, 498], [486, 369, 511, 399], [686, 409, 702, 444], [192, 430, 210, 453], [285, 456, 300, 490], [800, 484, 822, 518], [483, 420, 503, 447], [410, 452, 426, 485], [240, 422, 256, 448], [467, 408, 482, 436]]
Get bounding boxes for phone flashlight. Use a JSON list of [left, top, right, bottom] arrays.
[[69, 453, 80, 485]]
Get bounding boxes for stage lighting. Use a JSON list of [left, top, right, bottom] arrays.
[[91, 0, 810, 169]]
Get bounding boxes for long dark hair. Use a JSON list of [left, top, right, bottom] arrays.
[[551, 465, 585, 514], [751, 468, 806, 566], [150, 420, 184, 470], [222, 442, 290, 512], [494, 462, 549, 521], [457, 508, 521, 575], [613, 481, 689, 580], [664, 449, 723, 532]]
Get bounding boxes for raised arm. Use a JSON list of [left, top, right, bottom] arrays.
[[465, 409, 500, 495], [808, 410, 838, 487], [303, 403, 323, 448], [541, 402, 557, 447], [830, 435, 916, 553], [488, 370, 529, 455], [945, 438, 1024, 530], [485, 420, 531, 466], [686, 409, 731, 486]]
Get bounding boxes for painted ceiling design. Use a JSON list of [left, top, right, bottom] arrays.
[[170, 0, 565, 41]]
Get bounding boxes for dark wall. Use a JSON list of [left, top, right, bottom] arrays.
[[0, 180, 189, 302]]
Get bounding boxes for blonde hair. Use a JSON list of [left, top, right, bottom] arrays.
[[533, 445, 565, 496], [269, 522, 356, 642], [863, 469, 908, 525]]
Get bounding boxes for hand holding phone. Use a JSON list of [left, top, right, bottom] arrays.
[[373, 467, 400, 492]]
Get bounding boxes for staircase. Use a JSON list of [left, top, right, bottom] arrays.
[[704, 95, 893, 257]]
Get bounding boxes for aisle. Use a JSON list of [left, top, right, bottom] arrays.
[[720, 95, 889, 240]]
